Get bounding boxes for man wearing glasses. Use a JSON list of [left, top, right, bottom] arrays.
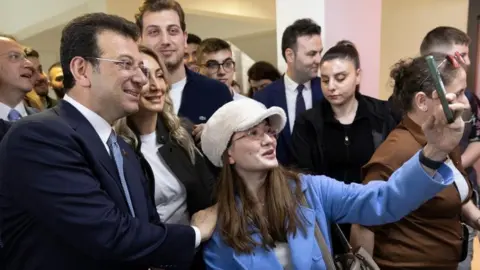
[[196, 37, 247, 100], [0, 34, 36, 122]]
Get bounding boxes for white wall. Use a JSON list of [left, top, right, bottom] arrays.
[[379, 0, 469, 99], [228, 30, 277, 66], [275, 0, 325, 73]]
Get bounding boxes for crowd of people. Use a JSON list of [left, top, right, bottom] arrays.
[[0, 0, 479, 269]]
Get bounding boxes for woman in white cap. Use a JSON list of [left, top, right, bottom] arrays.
[[200, 97, 466, 270]]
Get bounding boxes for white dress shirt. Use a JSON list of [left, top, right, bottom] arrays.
[[140, 131, 190, 225], [233, 91, 249, 100], [284, 74, 312, 132], [63, 94, 201, 247], [170, 77, 187, 115], [0, 102, 28, 121]]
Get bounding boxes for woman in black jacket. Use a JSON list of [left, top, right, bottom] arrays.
[[290, 40, 397, 255], [115, 45, 215, 270]]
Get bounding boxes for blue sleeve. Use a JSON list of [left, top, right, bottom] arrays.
[[310, 151, 454, 225], [203, 231, 234, 270], [0, 120, 196, 268]]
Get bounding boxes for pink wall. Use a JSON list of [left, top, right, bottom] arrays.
[[324, 0, 382, 98]]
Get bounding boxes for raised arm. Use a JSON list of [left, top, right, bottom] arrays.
[[313, 150, 453, 226], [1, 121, 196, 268]]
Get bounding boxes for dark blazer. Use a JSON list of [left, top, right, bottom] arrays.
[[0, 119, 11, 142], [179, 67, 232, 124], [133, 115, 216, 215], [253, 76, 323, 165], [291, 93, 397, 175], [132, 116, 216, 270], [0, 101, 196, 270]]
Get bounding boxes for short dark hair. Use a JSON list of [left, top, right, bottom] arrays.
[[135, 0, 186, 32], [60, 12, 140, 90], [48, 61, 61, 73], [281, 18, 321, 61], [196, 38, 231, 64], [391, 53, 465, 113], [24, 47, 40, 58], [247, 61, 281, 82], [187, 33, 202, 45], [420, 26, 470, 55], [0, 33, 17, 41]]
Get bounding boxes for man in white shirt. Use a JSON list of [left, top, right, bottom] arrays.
[[0, 13, 216, 270], [253, 19, 324, 165], [196, 37, 248, 100], [0, 34, 36, 121]]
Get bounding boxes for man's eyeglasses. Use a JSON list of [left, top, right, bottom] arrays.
[[86, 57, 149, 77], [0, 51, 28, 63], [202, 59, 235, 74]]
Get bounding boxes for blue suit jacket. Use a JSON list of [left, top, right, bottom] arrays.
[[204, 151, 454, 270], [253, 76, 323, 165], [179, 67, 233, 124], [0, 101, 196, 270]]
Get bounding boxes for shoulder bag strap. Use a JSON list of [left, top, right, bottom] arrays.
[[300, 193, 336, 270]]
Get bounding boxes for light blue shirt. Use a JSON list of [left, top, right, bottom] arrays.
[[204, 151, 454, 270]]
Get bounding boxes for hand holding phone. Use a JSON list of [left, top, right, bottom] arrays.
[[425, 55, 454, 123]]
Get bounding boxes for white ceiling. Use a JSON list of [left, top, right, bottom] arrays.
[[22, 9, 276, 52]]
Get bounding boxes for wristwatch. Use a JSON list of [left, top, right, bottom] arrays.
[[419, 150, 444, 170]]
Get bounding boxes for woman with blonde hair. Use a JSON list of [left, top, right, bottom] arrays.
[[115, 45, 215, 269], [199, 96, 466, 269]]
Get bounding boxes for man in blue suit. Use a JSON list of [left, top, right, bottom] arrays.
[[136, 0, 232, 125], [0, 13, 216, 270], [254, 19, 324, 165]]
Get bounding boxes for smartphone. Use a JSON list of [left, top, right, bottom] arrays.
[[425, 55, 454, 123]]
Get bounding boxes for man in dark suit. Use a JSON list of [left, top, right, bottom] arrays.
[[0, 119, 10, 141], [0, 13, 216, 270], [0, 34, 37, 121], [136, 0, 232, 125], [253, 19, 324, 165]]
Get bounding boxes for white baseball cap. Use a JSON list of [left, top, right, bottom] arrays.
[[200, 99, 287, 167]]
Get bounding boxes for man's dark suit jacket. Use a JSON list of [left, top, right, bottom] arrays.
[[0, 101, 196, 270], [178, 67, 232, 124], [253, 76, 323, 165], [0, 119, 11, 142]]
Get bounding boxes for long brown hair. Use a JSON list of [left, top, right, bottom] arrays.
[[217, 155, 306, 253]]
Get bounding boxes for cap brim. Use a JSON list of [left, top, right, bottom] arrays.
[[236, 106, 287, 133]]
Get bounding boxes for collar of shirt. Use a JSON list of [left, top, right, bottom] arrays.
[[0, 101, 28, 120], [63, 94, 112, 149], [284, 73, 312, 93]]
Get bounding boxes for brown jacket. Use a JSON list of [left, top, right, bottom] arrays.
[[362, 116, 471, 270]]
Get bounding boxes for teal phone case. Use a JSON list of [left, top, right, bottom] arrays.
[[425, 55, 454, 123]]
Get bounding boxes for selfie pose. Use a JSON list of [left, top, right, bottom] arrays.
[[200, 96, 466, 269], [350, 53, 480, 270]]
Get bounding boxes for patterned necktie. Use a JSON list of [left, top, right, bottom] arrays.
[[295, 84, 306, 118], [107, 131, 136, 217], [7, 109, 22, 122]]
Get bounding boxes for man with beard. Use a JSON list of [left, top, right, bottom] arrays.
[[135, 0, 232, 126], [23, 47, 57, 110], [48, 61, 65, 99], [253, 19, 324, 166]]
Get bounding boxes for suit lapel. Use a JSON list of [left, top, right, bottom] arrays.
[[311, 77, 324, 103], [274, 78, 291, 142], [53, 101, 126, 204], [118, 139, 148, 221]]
